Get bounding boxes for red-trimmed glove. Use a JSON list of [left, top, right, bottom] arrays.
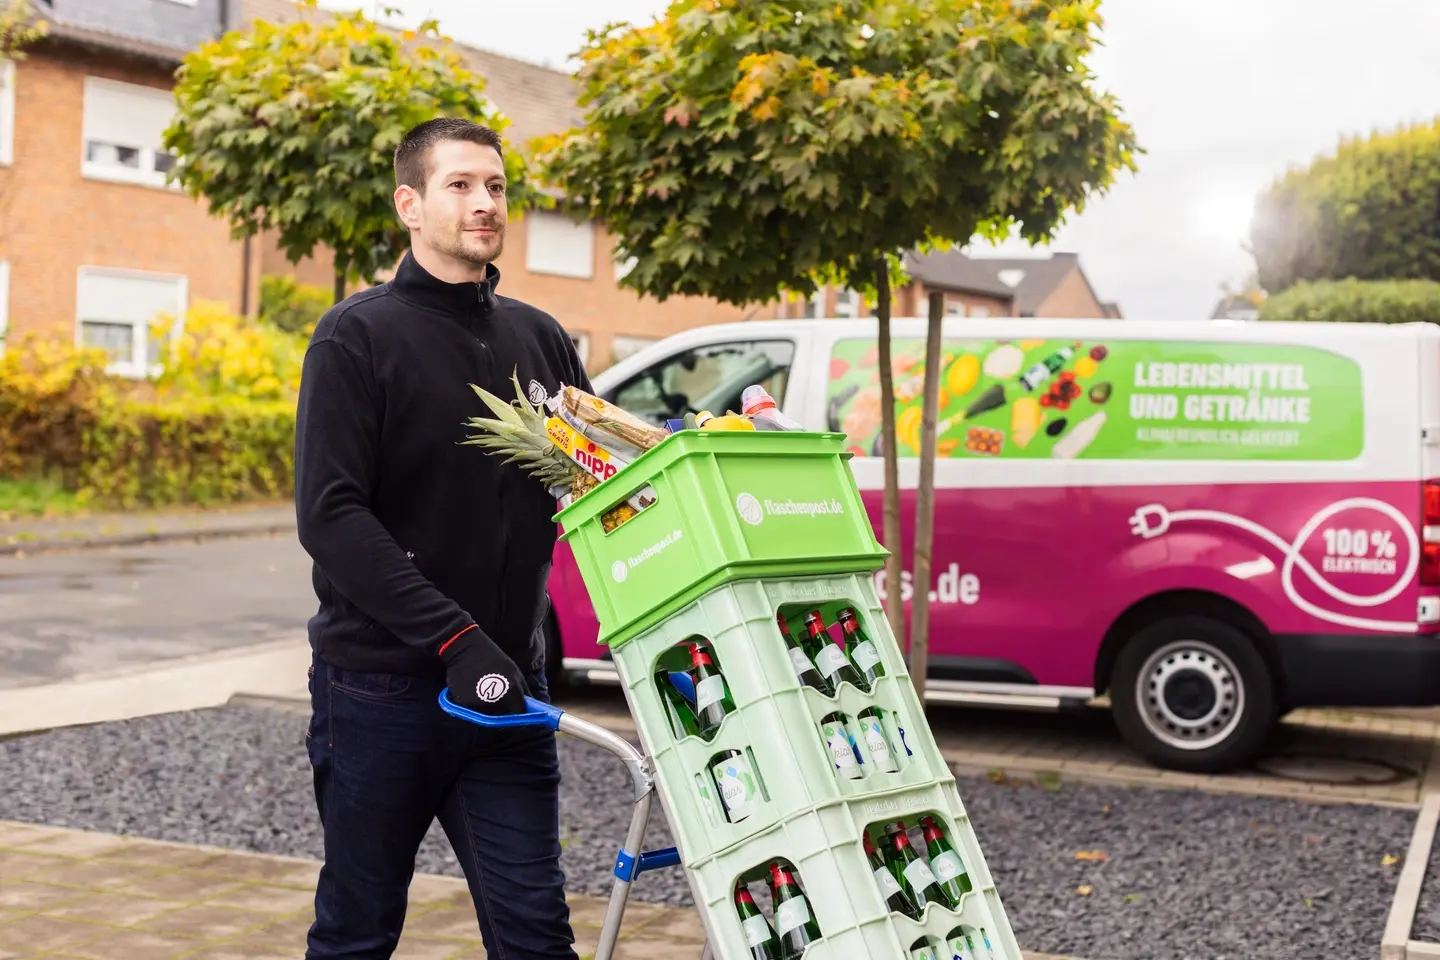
[[440, 625, 528, 715]]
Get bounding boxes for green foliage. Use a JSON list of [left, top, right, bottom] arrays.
[[260, 274, 332, 336], [1258, 278, 1440, 326], [1250, 117, 1440, 293], [0, 0, 49, 60], [531, 0, 1139, 304], [0, 312, 298, 510], [0, 475, 80, 521], [163, 0, 534, 298]]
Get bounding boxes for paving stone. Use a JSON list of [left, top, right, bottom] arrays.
[[389, 936, 476, 960], [15, 829, 134, 859], [0, 914, 110, 952], [125, 869, 248, 902], [136, 902, 274, 939], [0, 821, 64, 847], [59, 927, 209, 960], [631, 907, 706, 943], [195, 851, 320, 888], [403, 904, 481, 940], [0, 848, 65, 880], [567, 895, 667, 930], [207, 883, 315, 915], [42, 890, 185, 926], [180, 947, 297, 960], [20, 858, 165, 891], [96, 841, 227, 871], [0, 880, 90, 911]]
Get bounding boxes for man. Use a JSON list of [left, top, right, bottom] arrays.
[[292, 117, 588, 960]]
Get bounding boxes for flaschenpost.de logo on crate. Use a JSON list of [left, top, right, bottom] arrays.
[[735, 492, 845, 527]]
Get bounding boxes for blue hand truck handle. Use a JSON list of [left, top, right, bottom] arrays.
[[438, 687, 564, 731]]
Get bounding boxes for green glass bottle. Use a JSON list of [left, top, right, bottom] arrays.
[[921, 815, 972, 906], [945, 927, 978, 960], [689, 642, 735, 737], [768, 861, 821, 956], [819, 711, 864, 781], [658, 672, 700, 741], [856, 706, 900, 774], [864, 829, 917, 918], [886, 820, 947, 915], [804, 610, 862, 693], [734, 884, 782, 960], [837, 608, 884, 690], [777, 613, 830, 694]]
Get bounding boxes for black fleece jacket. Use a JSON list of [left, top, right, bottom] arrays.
[[293, 250, 591, 679]]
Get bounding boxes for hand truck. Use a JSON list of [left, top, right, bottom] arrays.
[[439, 686, 715, 960]]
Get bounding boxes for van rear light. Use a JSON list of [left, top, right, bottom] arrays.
[[1424, 480, 1440, 585]]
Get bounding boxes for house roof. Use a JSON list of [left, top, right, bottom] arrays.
[[240, 0, 583, 149], [905, 250, 1086, 316]]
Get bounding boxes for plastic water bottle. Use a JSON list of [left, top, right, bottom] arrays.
[[741, 385, 805, 430]]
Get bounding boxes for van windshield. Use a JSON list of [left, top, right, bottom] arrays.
[[607, 340, 796, 426]]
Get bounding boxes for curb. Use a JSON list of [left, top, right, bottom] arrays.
[[0, 521, 296, 555], [1382, 793, 1440, 959]]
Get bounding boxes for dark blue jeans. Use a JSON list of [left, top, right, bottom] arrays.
[[304, 652, 577, 959]]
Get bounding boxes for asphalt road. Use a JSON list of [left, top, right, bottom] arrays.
[[0, 534, 315, 688]]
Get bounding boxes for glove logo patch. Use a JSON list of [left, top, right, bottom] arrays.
[[475, 673, 511, 704]]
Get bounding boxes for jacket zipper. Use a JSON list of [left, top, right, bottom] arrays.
[[475, 314, 510, 639]]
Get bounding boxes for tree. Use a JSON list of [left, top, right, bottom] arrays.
[[0, 0, 48, 59], [1259, 278, 1440, 326], [533, 0, 1138, 698], [163, 0, 532, 304], [1249, 117, 1440, 294]]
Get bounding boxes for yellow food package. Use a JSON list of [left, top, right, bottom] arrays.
[[546, 416, 630, 482], [1011, 396, 1041, 448]]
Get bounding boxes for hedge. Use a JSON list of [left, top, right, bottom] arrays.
[[1258, 277, 1440, 326], [0, 303, 302, 510]]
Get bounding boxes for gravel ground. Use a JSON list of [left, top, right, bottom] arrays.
[[0, 704, 1416, 960]]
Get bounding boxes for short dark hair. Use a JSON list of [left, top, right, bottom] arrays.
[[393, 118, 503, 194]]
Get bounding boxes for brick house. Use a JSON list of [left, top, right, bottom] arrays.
[[0, 0, 261, 375], [779, 250, 1120, 321]]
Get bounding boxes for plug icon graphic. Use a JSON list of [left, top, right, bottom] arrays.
[[1128, 504, 1171, 540]]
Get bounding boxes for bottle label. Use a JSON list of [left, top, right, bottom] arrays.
[[873, 865, 903, 898], [814, 644, 849, 679], [822, 721, 863, 779], [711, 755, 759, 822], [851, 640, 882, 673], [695, 674, 727, 713], [788, 646, 815, 679], [741, 914, 772, 947], [862, 718, 899, 773], [947, 935, 977, 960], [931, 850, 966, 884], [774, 896, 811, 936], [903, 857, 938, 894], [910, 946, 939, 960]]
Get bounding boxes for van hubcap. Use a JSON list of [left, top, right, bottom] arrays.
[[1135, 641, 1244, 751]]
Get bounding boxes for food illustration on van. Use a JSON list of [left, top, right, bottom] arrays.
[[826, 337, 1365, 462]]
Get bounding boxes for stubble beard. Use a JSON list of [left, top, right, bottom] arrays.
[[441, 223, 505, 269]]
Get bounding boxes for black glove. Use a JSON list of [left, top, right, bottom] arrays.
[[440, 625, 528, 715]]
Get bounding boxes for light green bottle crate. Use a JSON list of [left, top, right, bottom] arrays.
[[607, 571, 1022, 959], [554, 431, 888, 648]]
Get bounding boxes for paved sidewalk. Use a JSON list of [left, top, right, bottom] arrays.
[[0, 502, 296, 555], [0, 820, 1073, 960]]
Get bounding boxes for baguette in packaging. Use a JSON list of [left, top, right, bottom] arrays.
[[552, 386, 669, 458]]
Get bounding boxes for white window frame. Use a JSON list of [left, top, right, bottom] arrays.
[[525, 211, 595, 279], [835, 287, 862, 318], [611, 334, 658, 366], [0, 60, 14, 167], [570, 332, 590, 368], [80, 76, 180, 190], [75, 266, 187, 379]]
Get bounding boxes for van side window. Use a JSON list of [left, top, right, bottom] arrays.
[[608, 340, 797, 427]]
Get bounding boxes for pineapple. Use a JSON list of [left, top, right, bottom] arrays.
[[462, 371, 598, 503]]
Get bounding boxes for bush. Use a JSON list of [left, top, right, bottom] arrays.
[[0, 301, 303, 510], [1258, 278, 1440, 325], [259, 274, 332, 337]]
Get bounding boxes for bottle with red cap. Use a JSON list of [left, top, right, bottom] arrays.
[[885, 820, 948, 915], [733, 884, 783, 959], [836, 607, 885, 691], [863, 829, 918, 918], [742, 384, 805, 431], [920, 815, 972, 906], [777, 612, 830, 694], [804, 610, 863, 693], [689, 641, 735, 737], [768, 860, 821, 955]]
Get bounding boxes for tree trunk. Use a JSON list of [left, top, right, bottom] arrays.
[[333, 264, 347, 305], [909, 290, 945, 706], [873, 258, 905, 652]]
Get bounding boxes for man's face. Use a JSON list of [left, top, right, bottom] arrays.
[[401, 139, 508, 269]]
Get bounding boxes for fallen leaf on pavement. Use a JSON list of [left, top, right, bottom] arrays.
[[1074, 850, 1108, 862], [1383, 854, 1399, 866], [1075, 885, 1093, 896]]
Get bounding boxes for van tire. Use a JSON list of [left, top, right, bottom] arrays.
[[1110, 615, 1275, 773]]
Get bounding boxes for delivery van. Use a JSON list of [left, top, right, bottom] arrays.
[[542, 316, 1440, 772]]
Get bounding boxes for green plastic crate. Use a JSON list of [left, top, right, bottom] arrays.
[[606, 571, 1022, 959], [554, 431, 888, 647]]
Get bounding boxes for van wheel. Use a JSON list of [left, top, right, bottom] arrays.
[[1110, 615, 1274, 773]]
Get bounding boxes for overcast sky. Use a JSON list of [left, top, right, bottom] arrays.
[[325, 1, 1440, 320]]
